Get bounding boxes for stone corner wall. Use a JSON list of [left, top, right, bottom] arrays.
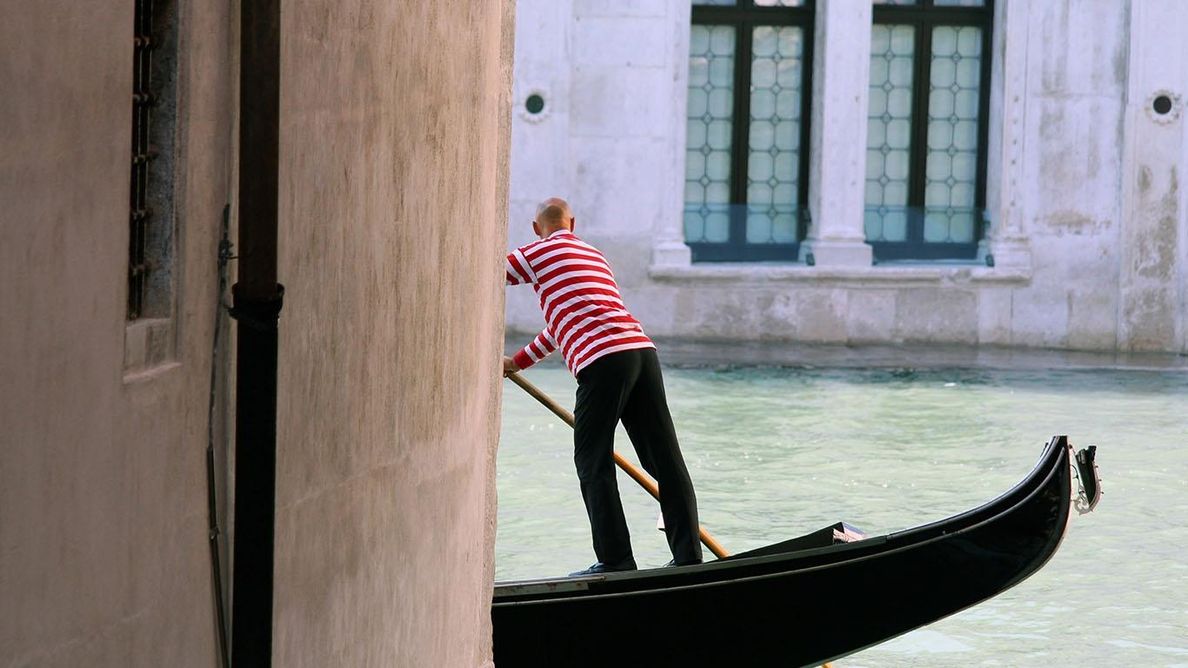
[[273, 1, 516, 666]]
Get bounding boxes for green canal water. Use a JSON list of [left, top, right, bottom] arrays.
[[495, 359, 1188, 666]]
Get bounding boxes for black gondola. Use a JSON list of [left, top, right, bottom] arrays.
[[492, 435, 1101, 667]]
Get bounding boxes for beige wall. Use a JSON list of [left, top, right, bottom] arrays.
[[1, 0, 235, 665], [271, 1, 514, 666], [2, 0, 515, 667]]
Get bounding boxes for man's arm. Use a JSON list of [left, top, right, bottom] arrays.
[[504, 329, 557, 376], [505, 248, 534, 286], [503, 245, 547, 375]]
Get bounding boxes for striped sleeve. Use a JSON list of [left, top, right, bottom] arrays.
[[512, 329, 557, 371], [505, 248, 533, 286]]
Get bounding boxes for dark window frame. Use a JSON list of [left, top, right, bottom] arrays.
[[129, 0, 156, 319], [868, 0, 994, 262], [128, 0, 178, 322], [688, 1, 815, 263]]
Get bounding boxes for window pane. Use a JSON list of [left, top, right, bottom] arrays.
[[873, 0, 919, 5], [685, 25, 736, 244], [747, 25, 804, 244], [933, 0, 985, 6], [754, 0, 808, 6], [865, 24, 915, 243], [692, 0, 736, 5], [924, 25, 981, 243]]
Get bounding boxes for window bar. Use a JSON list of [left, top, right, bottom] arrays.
[[728, 18, 754, 253], [796, 19, 814, 244], [129, 0, 154, 320], [906, 22, 932, 247], [974, 5, 994, 242]]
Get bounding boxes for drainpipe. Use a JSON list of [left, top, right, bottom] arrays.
[[231, 0, 283, 664]]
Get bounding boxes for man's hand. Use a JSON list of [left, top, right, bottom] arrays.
[[502, 356, 520, 378]]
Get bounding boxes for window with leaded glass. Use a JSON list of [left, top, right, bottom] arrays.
[[685, 1, 813, 262], [866, 0, 992, 261]]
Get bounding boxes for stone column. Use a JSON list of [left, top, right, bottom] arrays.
[[979, 0, 1033, 271], [800, 0, 874, 267], [652, 0, 695, 268]]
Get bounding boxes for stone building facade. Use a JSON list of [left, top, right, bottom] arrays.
[[2, 1, 513, 666], [507, 0, 1188, 355]]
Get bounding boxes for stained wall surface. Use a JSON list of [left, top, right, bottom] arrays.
[[271, 1, 515, 666], [507, 0, 1188, 355], [0, 0, 235, 665]]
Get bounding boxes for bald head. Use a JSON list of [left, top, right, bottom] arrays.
[[533, 197, 575, 238]]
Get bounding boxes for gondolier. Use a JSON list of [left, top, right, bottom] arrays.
[[503, 197, 703, 575]]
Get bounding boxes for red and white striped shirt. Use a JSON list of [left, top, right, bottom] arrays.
[[506, 229, 655, 376]]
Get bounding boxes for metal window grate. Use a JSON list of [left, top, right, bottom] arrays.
[[129, 0, 156, 320]]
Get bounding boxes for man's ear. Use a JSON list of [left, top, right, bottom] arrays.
[[569, 217, 576, 234], [532, 220, 541, 238]]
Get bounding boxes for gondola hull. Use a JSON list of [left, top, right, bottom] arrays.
[[492, 436, 1094, 667]]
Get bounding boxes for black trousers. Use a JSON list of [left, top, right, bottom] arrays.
[[573, 348, 702, 566]]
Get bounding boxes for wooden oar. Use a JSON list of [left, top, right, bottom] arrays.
[[507, 371, 728, 560]]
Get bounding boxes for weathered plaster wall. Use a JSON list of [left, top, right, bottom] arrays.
[[0, 0, 234, 665], [508, 0, 1188, 355], [1118, 0, 1188, 352], [1011, 0, 1129, 350], [507, 0, 682, 339], [272, 1, 515, 666]]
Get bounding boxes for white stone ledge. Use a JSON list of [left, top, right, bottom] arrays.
[[648, 262, 1031, 286], [123, 317, 178, 380], [122, 360, 181, 385]]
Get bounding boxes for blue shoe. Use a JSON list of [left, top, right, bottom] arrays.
[[664, 558, 703, 568], [568, 559, 637, 577]]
